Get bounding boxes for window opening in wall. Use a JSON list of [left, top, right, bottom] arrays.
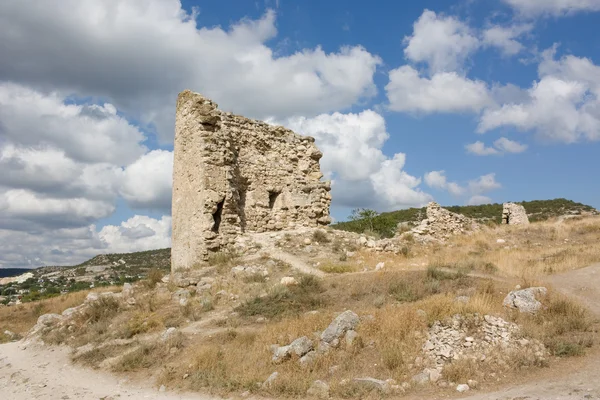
[[212, 199, 225, 233], [268, 191, 280, 209]]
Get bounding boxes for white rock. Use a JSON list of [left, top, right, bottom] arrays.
[[161, 327, 178, 341], [307, 380, 330, 399], [263, 372, 279, 388], [456, 384, 470, 392], [321, 310, 360, 344], [375, 262, 385, 271], [353, 378, 390, 394], [496, 239, 506, 244], [280, 276, 298, 286], [503, 287, 547, 313]]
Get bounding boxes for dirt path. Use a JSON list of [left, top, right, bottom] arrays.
[[0, 341, 212, 400], [251, 233, 325, 277]]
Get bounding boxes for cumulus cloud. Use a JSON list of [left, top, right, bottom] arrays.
[[478, 49, 600, 143], [99, 215, 171, 254], [424, 170, 501, 204], [465, 141, 500, 156], [424, 171, 466, 196], [466, 138, 527, 155], [0, 1, 381, 141], [467, 195, 492, 206], [0, 216, 171, 269], [404, 10, 479, 73], [482, 24, 533, 56], [120, 150, 173, 211], [468, 173, 502, 195], [494, 137, 528, 153], [369, 154, 433, 210], [503, 0, 600, 17], [386, 66, 492, 113], [281, 111, 389, 182], [0, 83, 147, 165], [0, 189, 115, 230], [278, 112, 431, 210]]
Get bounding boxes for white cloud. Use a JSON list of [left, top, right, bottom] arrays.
[[386, 66, 492, 113], [0, 83, 147, 165], [482, 24, 533, 56], [424, 171, 466, 196], [494, 137, 528, 153], [503, 0, 600, 17], [0, 189, 115, 230], [281, 111, 388, 181], [466, 137, 527, 155], [478, 50, 600, 143], [465, 141, 500, 156], [468, 173, 502, 195], [120, 150, 173, 211], [0, 1, 381, 141], [99, 215, 171, 254], [369, 154, 433, 210], [0, 145, 123, 201], [404, 10, 479, 73], [278, 112, 431, 210], [467, 195, 492, 206], [0, 216, 171, 269]]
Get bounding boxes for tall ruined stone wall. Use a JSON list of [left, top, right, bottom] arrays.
[[172, 90, 331, 270], [502, 203, 529, 225]]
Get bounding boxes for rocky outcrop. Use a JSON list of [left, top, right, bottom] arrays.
[[407, 202, 479, 242], [321, 310, 360, 344], [502, 203, 529, 225], [503, 287, 547, 313], [171, 91, 331, 270]]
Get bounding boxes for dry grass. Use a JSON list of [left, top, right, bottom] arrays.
[[350, 216, 600, 280], [429, 216, 600, 278], [156, 271, 506, 396], [0, 289, 107, 337], [514, 291, 595, 357], [318, 263, 358, 274]]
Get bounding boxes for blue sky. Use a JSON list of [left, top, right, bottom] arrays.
[[0, 0, 599, 268]]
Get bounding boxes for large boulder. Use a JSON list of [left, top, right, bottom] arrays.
[[321, 310, 360, 344], [503, 287, 547, 313], [272, 336, 314, 363]]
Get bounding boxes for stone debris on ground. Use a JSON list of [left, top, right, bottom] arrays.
[[503, 287, 547, 313], [231, 265, 269, 278], [406, 202, 480, 243], [418, 314, 547, 385]]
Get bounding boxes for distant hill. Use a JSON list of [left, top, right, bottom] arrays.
[[332, 198, 598, 238]]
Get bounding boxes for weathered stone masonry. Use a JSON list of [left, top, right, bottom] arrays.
[[172, 91, 331, 270]]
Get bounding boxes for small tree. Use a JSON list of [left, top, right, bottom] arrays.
[[349, 208, 379, 232]]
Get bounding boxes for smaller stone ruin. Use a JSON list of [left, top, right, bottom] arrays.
[[408, 202, 479, 242], [502, 202, 529, 225]]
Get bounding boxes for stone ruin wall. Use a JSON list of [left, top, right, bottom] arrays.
[[172, 90, 331, 271], [502, 202, 529, 225]]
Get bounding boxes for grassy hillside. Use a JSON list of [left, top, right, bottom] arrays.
[[332, 198, 598, 238]]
